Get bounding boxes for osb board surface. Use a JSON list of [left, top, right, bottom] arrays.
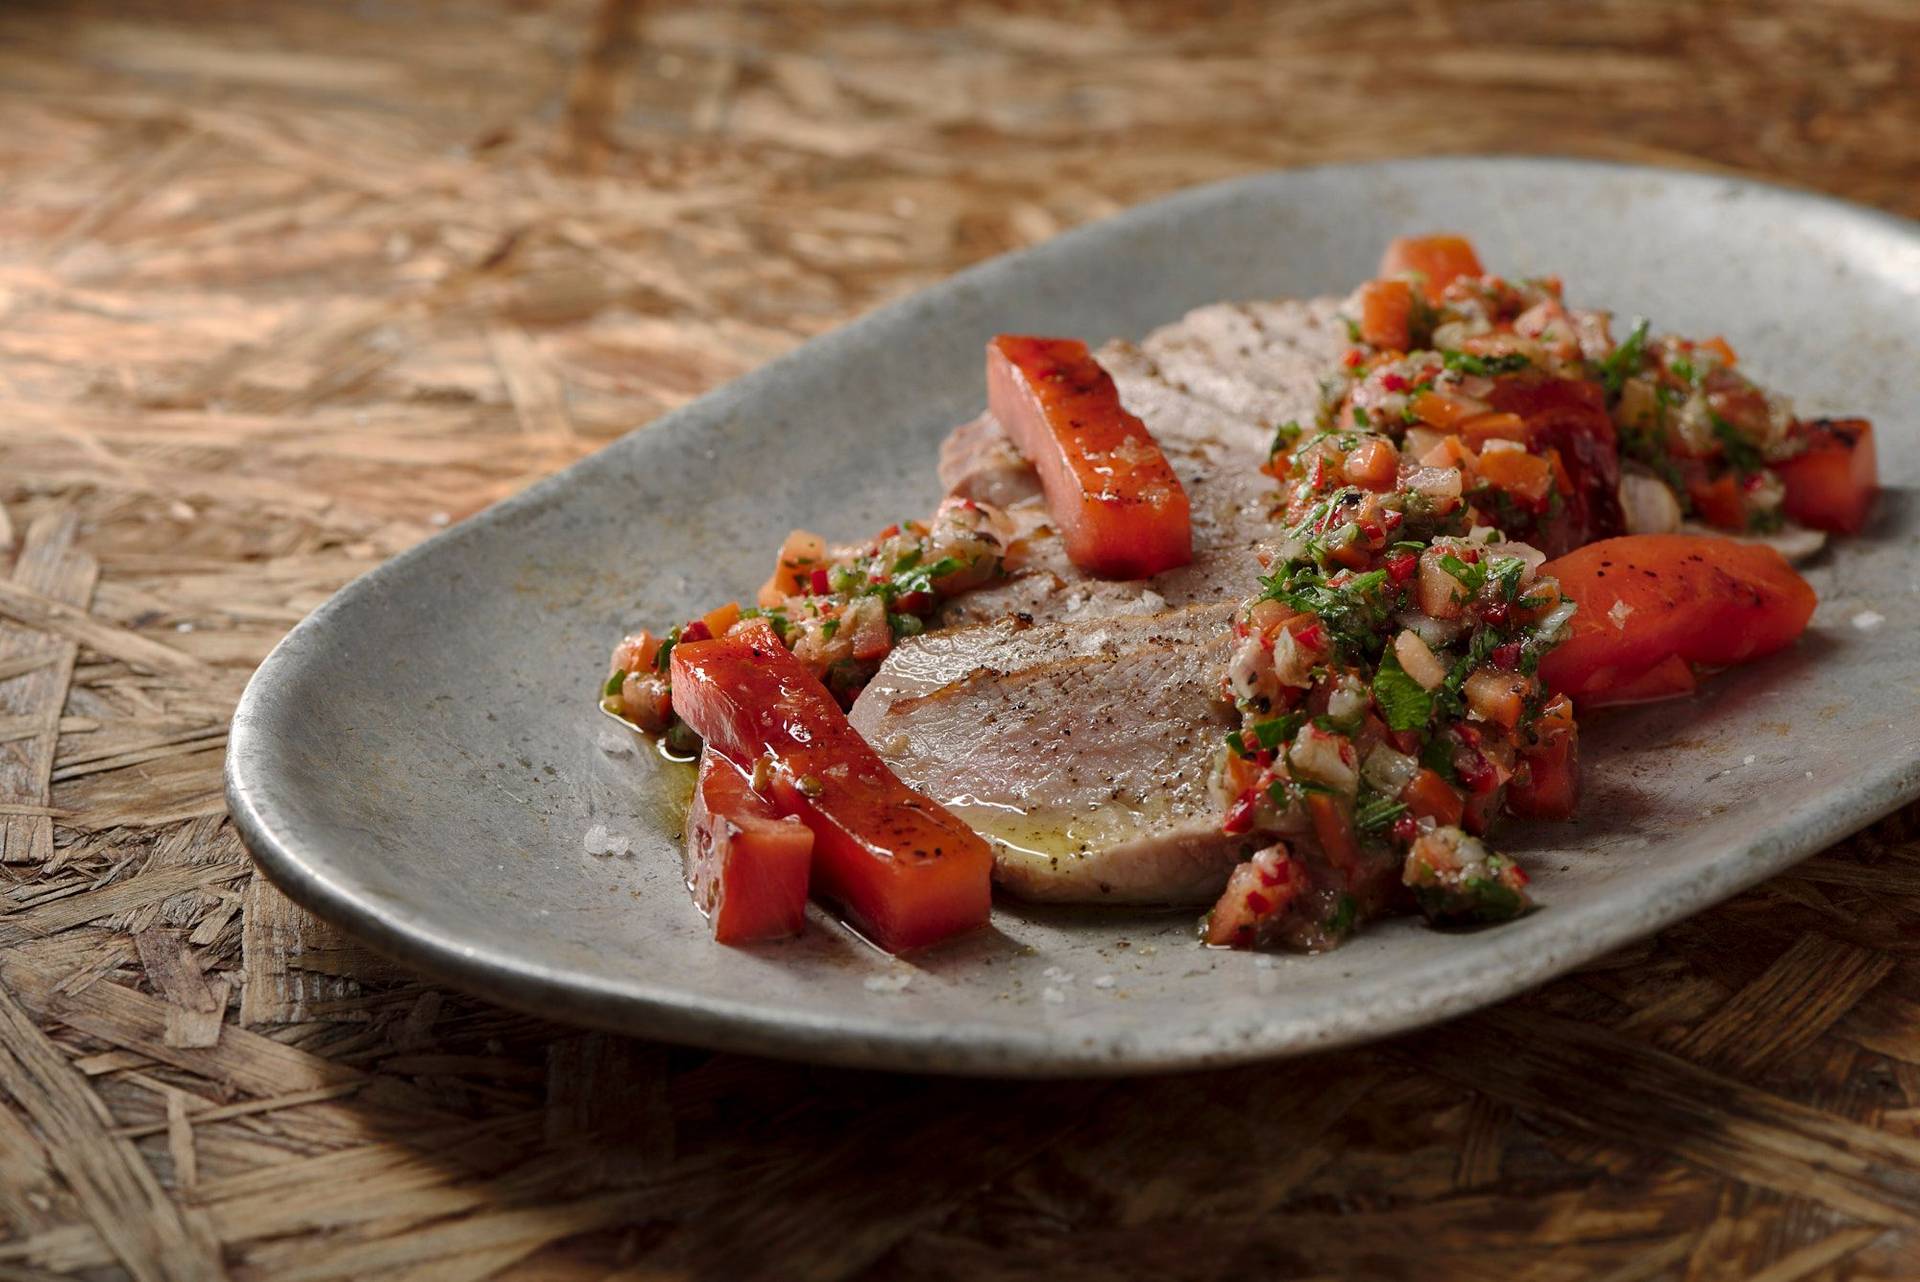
[[1, 0, 1918, 1277]]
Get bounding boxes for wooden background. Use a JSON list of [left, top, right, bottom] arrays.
[[2, 1, 1918, 1277]]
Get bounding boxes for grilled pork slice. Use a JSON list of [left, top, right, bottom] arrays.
[[849, 604, 1242, 904]]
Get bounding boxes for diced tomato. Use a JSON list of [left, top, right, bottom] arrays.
[[611, 629, 662, 675], [1462, 668, 1531, 729], [846, 602, 892, 662], [1402, 767, 1465, 828], [1356, 278, 1414, 350], [686, 750, 813, 944], [1687, 474, 1747, 530], [1306, 792, 1362, 873], [1411, 389, 1492, 429], [1474, 448, 1554, 508], [758, 529, 827, 606], [1205, 844, 1305, 948], [1379, 234, 1485, 302], [1457, 412, 1530, 448], [987, 336, 1192, 579], [1343, 437, 1399, 491], [1538, 534, 1816, 703], [671, 619, 993, 952], [1485, 375, 1624, 555], [701, 601, 742, 639], [1417, 433, 1474, 471], [1506, 695, 1579, 820], [1776, 418, 1877, 534]]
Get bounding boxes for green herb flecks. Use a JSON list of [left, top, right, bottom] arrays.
[[1710, 411, 1765, 477], [1597, 318, 1650, 397], [1441, 349, 1532, 378], [1371, 652, 1433, 732], [1355, 791, 1407, 834]]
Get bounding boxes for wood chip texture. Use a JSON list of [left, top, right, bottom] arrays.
[[1, 1, 1917, 1277]]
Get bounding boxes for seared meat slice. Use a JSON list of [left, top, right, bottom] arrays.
[[849, 604, 1242, 903], [939, 411, 1042, 508], [868, 298, 1346, 903], [1138, 297, 1348, 430]]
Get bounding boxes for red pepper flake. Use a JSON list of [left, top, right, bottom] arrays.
[[1245, 891, 1273, 914], [1342, 348, 1366, 369], [1480, 600, 1511, 627], [1223, 791, 1257, 835], [1381, 509, 1405, 533], [1381, 373, 1410, 393], [1491, 641, 1522, 670], [1293, 620, 1327, 651], [1509, 865, 1531, 887], [1391, 813, 1419, 844], [809, 567, 831, 595], [679, 619, 712, 643], [897, 590, 932, 614], [877, 524, 900, 539], [1385, 551, 1417, 583]]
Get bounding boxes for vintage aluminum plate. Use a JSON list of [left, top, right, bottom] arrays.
[[227, 157, 1920, 1075]]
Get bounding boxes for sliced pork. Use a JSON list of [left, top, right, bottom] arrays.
[[849, 604, 1241, 903]]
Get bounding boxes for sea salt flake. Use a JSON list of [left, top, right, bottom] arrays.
[[1041, 987, 1067, 1004], [1852, 609, 1886, 631], [1255, 956, 1276, 970], [582, 824, 613, 856], [604, 830, 632, 858], [1743, 755, 1756, 766], [1092, 975, 1117, 989], [864, 973, 911, 994], [1041, 966, 1074, 984], [1608, 599, 1634, 629]]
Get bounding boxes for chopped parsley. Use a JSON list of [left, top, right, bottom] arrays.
[[1597, 317, 1649, 396], [1263, 565, 1395, 657], [1710, 411, 1764, 476], [1271, 420, 1303, 458], [1371, 652, 1433, 732], [1355, 791, 1407, 833], [1326, 893, 1359, 935], [1438, 552, 1487, 597], [1227, 712, 1306, 758], [1441, 349, 1532, 378]]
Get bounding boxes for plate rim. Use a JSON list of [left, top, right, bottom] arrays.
[[226, 154, 1920, 1076]]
